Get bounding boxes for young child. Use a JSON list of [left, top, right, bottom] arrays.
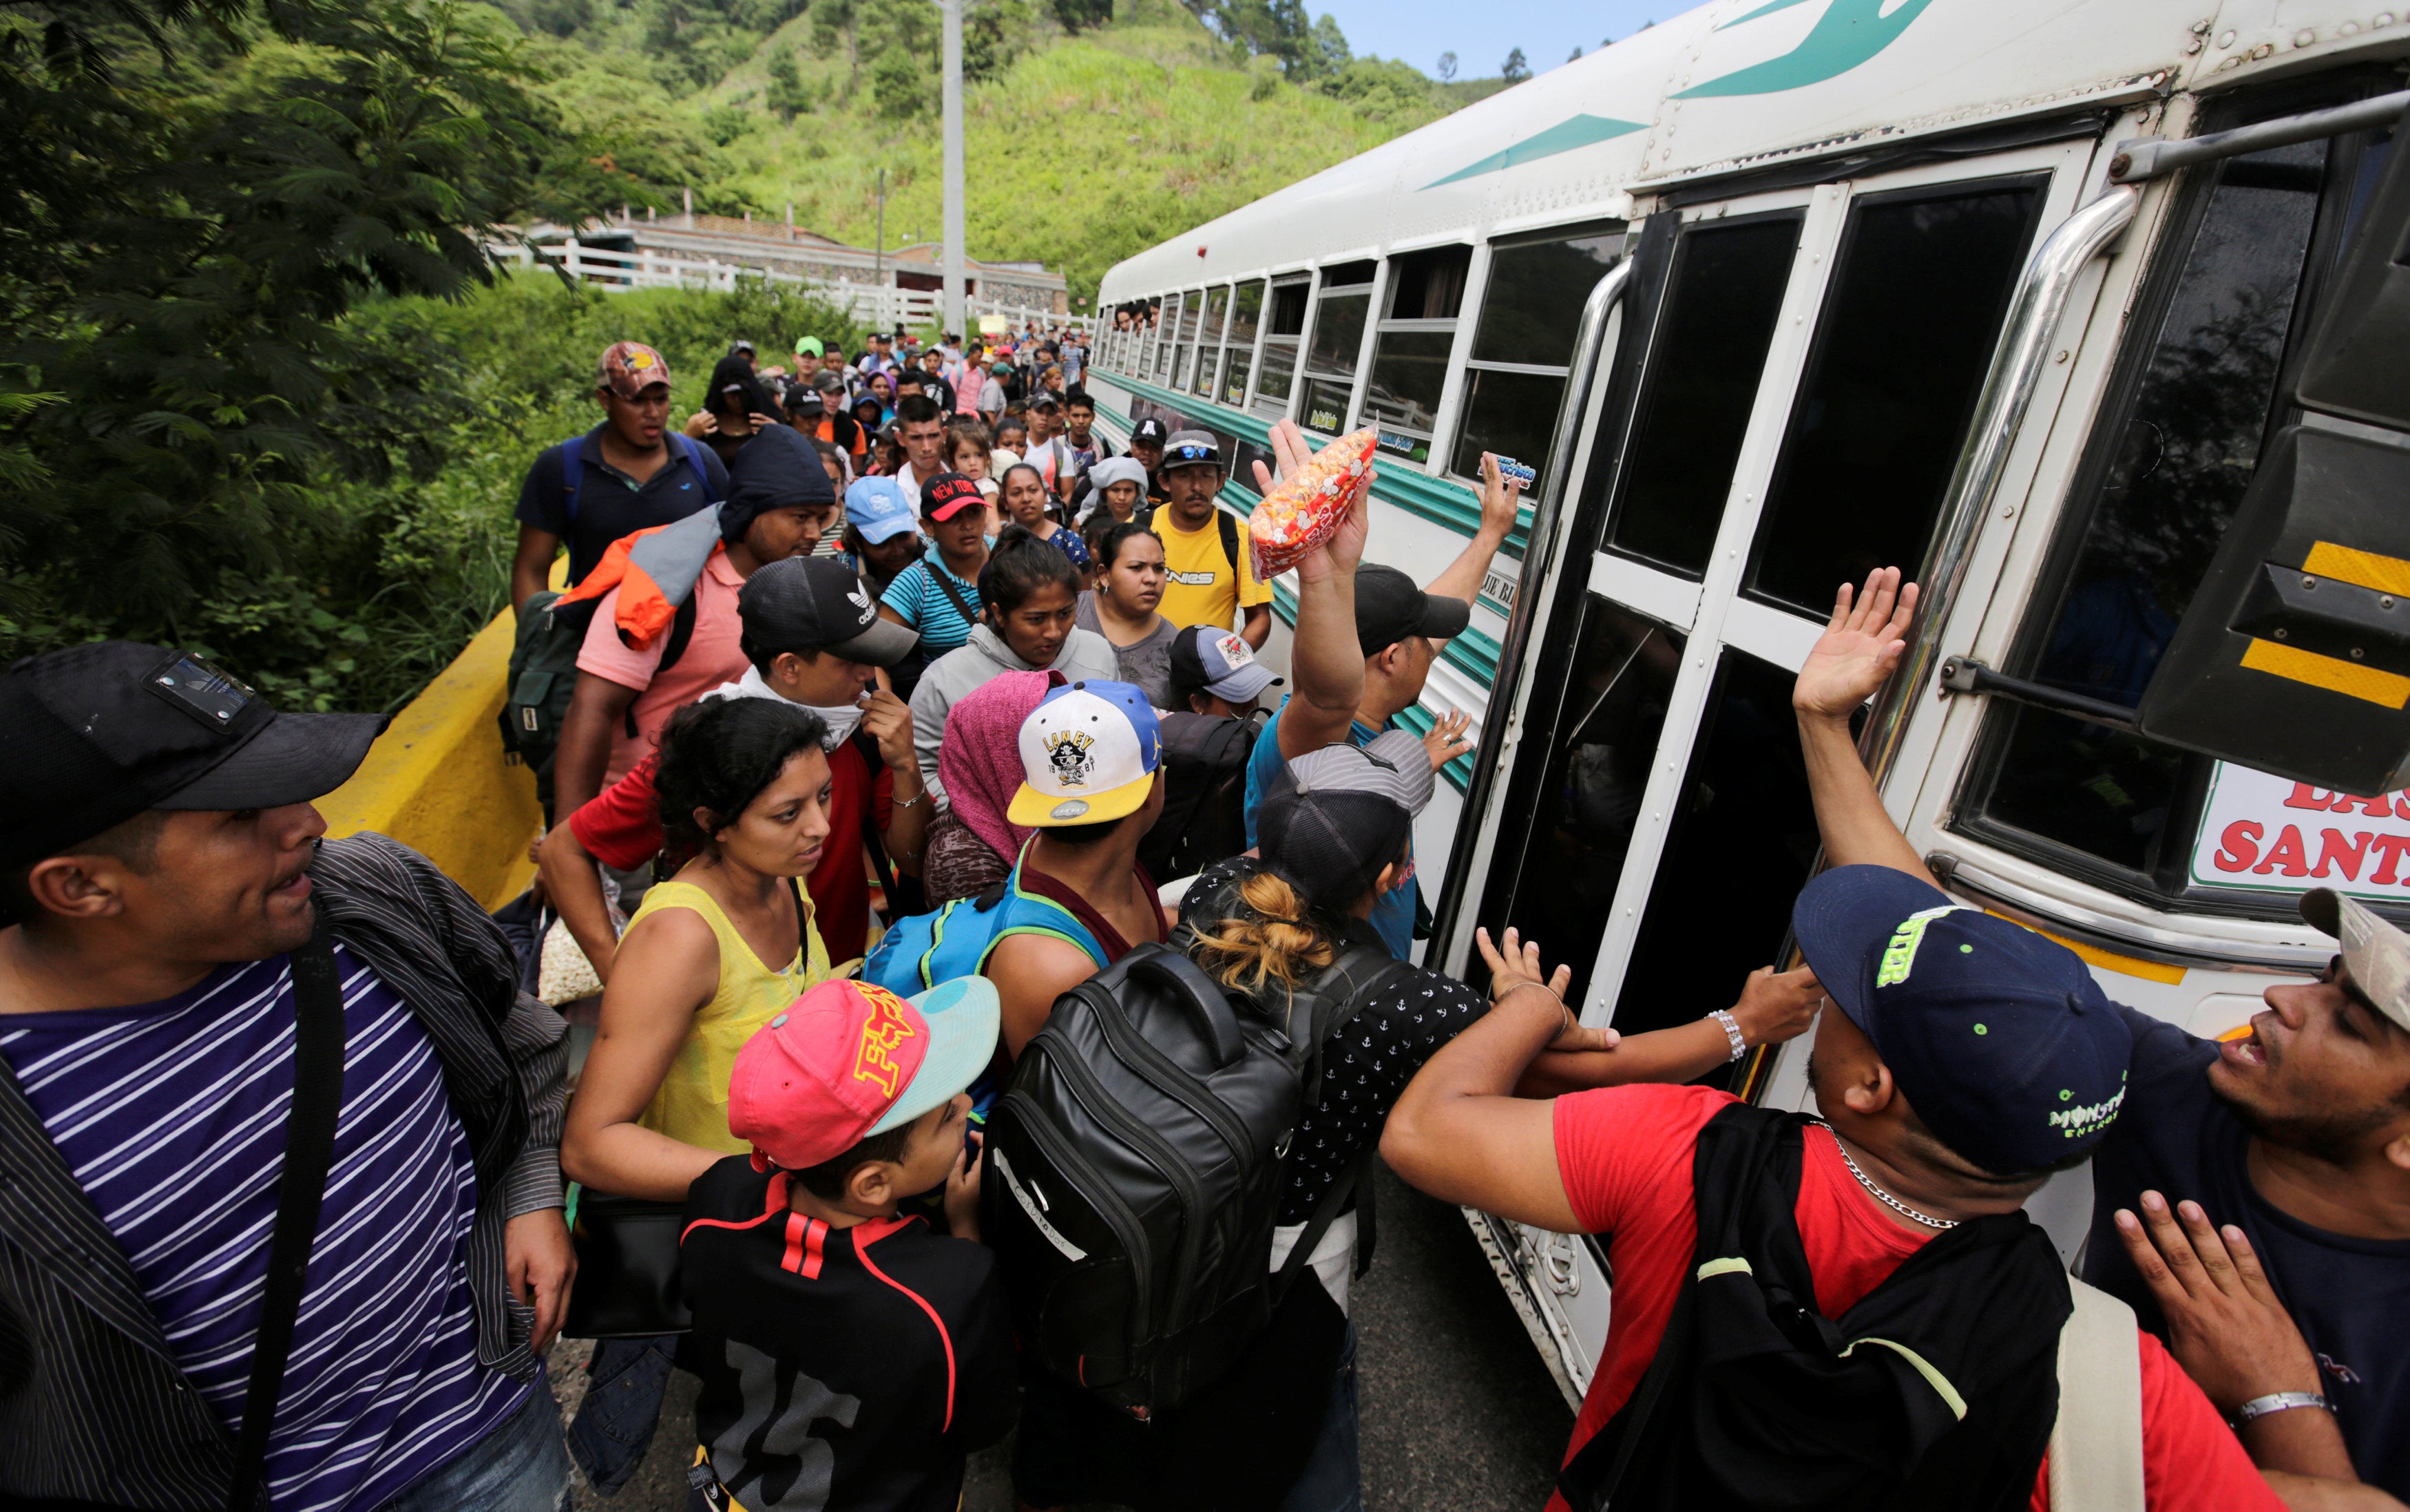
[[680, 976, 1014, 1512]]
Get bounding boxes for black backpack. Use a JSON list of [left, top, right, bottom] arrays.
[[498, 432, 718, 819], [1137, 711, 1261, 883], [981, 925, 1407, 1420]]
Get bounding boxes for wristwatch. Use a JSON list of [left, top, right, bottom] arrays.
[[1709, 1008, 1748, 1063]]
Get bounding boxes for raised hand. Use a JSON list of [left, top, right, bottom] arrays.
[[1474, 925, 1604, 1051], [1477, 452, 1523, 540], [1794, 567, 1919, 722]]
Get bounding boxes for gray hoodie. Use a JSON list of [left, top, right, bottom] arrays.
[[910, 620, 1120, 808]]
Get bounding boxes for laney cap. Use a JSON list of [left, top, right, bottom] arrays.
[[2301, 888, 2410, 1033], [1792, 865, 2133, 1177], [737, 556, 919, 667], [0, 642, 386, 868], [728, 976, 1000, 1172], [1008, 680, 1162, 827]]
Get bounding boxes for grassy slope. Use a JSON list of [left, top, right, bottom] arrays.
[[519, 5, 1464, 303]]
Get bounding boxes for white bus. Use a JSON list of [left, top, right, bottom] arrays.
[[1079, 0, 2410, 1403]]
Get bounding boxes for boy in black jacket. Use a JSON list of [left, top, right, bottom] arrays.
[[680, 976, 1014, 1512]]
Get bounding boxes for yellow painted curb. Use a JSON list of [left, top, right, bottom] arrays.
[[317, 609, 541, 912]]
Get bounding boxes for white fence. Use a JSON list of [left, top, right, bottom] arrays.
[[494, 239, 1084, 334]]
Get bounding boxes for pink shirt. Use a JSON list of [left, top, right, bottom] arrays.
[[576, 547, 750, 788]]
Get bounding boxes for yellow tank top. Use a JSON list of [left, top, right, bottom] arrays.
[[625, 877, 832, 1152]]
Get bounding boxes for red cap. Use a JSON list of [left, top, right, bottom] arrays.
[[920, 471, 986, 522], [726, 976, 999, 1171]]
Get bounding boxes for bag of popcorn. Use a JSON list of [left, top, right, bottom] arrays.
[[1247, 428, 1376, 579]]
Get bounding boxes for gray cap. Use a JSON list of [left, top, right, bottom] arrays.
[[2302, 889, 2410, 1033], [1283, 729, 1434, 817], [1162, 430, 1222, 472]]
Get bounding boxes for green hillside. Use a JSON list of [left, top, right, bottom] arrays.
[[491, 0, 1490, 302]]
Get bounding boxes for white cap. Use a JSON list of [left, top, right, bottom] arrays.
[[2302, 889, 2410, 1033]]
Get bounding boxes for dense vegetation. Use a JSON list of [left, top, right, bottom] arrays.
[[0, 0, 1497, 713]]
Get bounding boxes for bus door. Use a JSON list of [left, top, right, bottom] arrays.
[[1446, 138, 2099, 1395]]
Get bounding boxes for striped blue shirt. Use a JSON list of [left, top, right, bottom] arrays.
[[880, 540, 992, 657], [0, 945, 527, 1512]]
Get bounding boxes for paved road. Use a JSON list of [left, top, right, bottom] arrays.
[[548, 1164, 1575, 1512]]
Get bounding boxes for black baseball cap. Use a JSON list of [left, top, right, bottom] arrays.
[[1256, 731, 1433, 910], [1355, 564, 1469, 654], [737, 557, 918, 667], [1028, 390, 1062, 410], [1131, 417, 1169, 447], [784, 386, 826, 416], [1792, 865, 2134, 1177], [0, 642, 387, 868]]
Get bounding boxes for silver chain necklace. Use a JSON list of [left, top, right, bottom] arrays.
[[1821, 1125, 1960, 1230]]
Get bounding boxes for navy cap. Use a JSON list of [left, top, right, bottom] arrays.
[[1792, 866, 2131, 1177]]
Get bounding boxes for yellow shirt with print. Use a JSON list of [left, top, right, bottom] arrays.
[[1155, 509, 1271, 632]]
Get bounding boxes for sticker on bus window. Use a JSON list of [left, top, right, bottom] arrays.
[[2190, 762, 2410, 901]]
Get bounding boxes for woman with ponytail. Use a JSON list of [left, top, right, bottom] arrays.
[[905, 523, 1117, 805]]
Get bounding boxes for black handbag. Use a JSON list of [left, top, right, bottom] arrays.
[[563, 1188, 692, 1338]]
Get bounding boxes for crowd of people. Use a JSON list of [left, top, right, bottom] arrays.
[[0, 321, 2402, 1512]]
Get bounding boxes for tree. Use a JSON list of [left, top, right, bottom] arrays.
[[764, 45, 811, 119], [1436, 50, 1456, 81], [0, 0, 609, 685], [1500, 46, 1529, 82], [1568, 44, 1582, 61]]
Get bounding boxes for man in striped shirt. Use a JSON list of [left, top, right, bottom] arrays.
[[0, 642, 574, 1512]]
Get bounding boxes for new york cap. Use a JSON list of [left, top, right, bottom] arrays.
[[0, 642, 387, 868], [2301, 888, 2410, 1033], [844, 477, 919, 545], [1170, 627, 1281, 706], [1256, 731, 1432, 911], [1792, 865, 2133, 1177], [1162, 430, 1221, 472], [1355, 563, 1469, 653], [921, 470, 987, 523], [737, 556, 919, 667], [728, 976, 1000, 1172], [1007, 680, 1162, 826]]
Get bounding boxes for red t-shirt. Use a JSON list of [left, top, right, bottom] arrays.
[[1547, 1085, 2283, 1512], [568, 738, 894, 963]]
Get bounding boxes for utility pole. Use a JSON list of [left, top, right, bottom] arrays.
[[937, 0, 965, 340]]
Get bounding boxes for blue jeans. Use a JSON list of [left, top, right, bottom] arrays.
[[385, 1384, 570, 1512], [567, 1335, 681, 1495], [1275, 1323, 1361, 1512]]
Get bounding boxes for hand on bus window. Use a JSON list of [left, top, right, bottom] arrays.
[[1476, 452, 1524, 541], [1474, 925, 1606, 1051], [1794, 567, 1920, 722], [1729, 964, 1823, 1048], [1423, 708, 1473, 770]]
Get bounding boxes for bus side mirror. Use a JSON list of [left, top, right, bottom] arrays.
[[2138, 134, 2410, 795]]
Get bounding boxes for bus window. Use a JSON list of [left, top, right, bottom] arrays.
[[1255, 278, 1310, 417], [1613, 649, 1822, 1038], [1361, 245, 1471, 463], [1154, 291, 1181, 384], [1477, 598, 1682, 1012], [1193, 285, 1230, 401], [1172, 288, 1204, 390], [1964, 125, 2374, 889], [1605, 216, 1800, 578], [1748, 179, 2046, 616], [1300, 260, 1376, 433], [1450, 223, 1622, 487], [1224, 280, 1264, 407]]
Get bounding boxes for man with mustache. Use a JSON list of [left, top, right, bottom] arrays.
[[0, 643, 574, 1512]]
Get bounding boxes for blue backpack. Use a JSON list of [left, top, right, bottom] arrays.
[[863, 847, 1107, 996]]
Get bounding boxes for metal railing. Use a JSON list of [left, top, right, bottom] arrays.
[[492, 239, 1087, 333]]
